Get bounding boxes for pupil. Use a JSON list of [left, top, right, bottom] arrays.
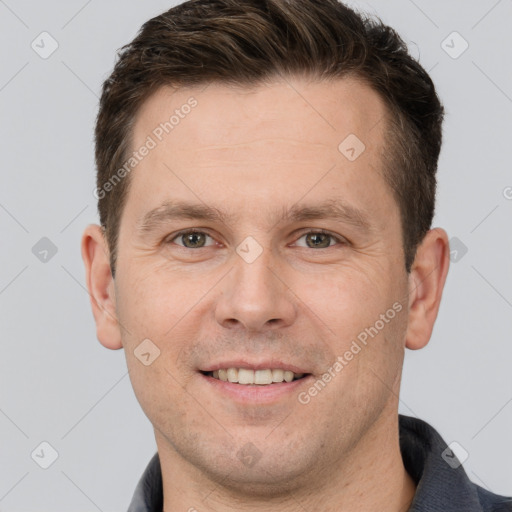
[[308, 233, 329, 248], [185, 233, 204, 248], [181, 233, 330, 248]]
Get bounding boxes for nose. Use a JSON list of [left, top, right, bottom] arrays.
[[215, 246, 297, 332]]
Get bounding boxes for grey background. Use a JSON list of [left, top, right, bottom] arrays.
[[0, 0, 511, 510]]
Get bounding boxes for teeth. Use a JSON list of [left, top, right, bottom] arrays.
[[208, 368, 306, 385], [272, 369, 284, 382], [254, 369, 272, 385], [238, 368, 254, 384], [283, 370, 294, 382], [226, 368, 238, 383]]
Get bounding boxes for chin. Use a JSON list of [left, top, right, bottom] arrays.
[[203, 457, 314, 499]]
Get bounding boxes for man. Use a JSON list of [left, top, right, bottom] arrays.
[[81, 0, 511, 510]]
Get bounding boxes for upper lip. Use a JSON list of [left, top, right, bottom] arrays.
[[200, 360, 310, 374]]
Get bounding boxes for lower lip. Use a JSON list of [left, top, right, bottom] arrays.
[[200, 373, 312, 404]]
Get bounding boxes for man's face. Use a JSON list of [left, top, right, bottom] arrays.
[[112, 77, 410, 491]]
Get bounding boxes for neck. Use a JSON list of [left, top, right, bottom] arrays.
[[156, 412, 416, 512]]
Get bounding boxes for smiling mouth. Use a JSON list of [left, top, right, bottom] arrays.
[[201, 368, 309, 385]]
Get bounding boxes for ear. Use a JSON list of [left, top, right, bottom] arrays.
[[81, 224, 122, 350], [405, 227, 450, 350]]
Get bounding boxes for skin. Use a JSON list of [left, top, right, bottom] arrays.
[[82, 76, 450, 512]]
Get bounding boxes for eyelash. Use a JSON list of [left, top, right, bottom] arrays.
[[166, 229, 347, 249]]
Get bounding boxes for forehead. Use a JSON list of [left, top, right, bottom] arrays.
[[124, 76, 397, 234], [132, 76, 388, 156]]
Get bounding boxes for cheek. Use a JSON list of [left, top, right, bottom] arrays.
[[115, 267, 211, 342], [298, 264, 408, 397], [114, 268, 216, 401], [294, 263, 396, 341], [126, 359, 205, 445]]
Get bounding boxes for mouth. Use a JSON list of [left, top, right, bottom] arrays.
[[200, 368, 310, 385]]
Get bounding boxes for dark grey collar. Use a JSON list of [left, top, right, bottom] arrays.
[[127, 414, 512, 512]]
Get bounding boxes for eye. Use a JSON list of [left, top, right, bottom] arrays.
[[165, 229, 346, 250], [168, 230, 216, 249], [293, 230, 345, 249]]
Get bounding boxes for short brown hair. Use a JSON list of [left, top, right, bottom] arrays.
[[94, 0, 444, 276]]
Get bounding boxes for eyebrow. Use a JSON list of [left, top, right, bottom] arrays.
[[136, 198, 373, 234]]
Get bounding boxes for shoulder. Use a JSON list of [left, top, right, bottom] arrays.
[[398, 414, 512, 512], [476, 486, 512, 512]]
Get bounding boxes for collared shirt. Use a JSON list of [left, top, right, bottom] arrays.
[[127, 414, 512, 511]]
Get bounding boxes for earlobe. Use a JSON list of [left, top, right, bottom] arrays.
[[81, 224, 123, 350], [405, 228, 450, 350]]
